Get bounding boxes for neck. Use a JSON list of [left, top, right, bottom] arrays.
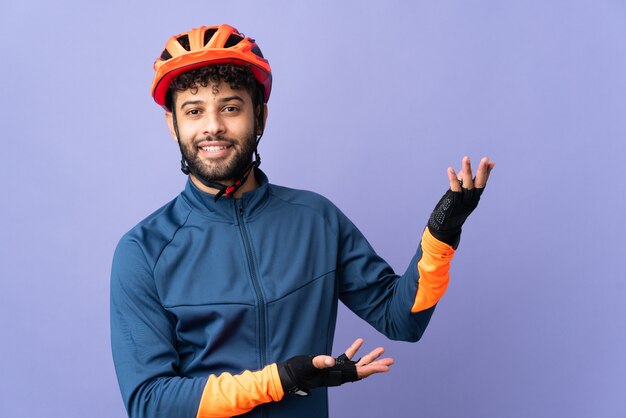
[[190, 170, 260, 199]]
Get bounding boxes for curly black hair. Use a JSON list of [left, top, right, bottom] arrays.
[[165, 64, 264, 114]]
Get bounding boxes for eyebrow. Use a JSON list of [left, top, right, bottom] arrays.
[[180, 95, 245, 108], [179, 99, 203, 109], [179, 95, 246, 110], [218, 95, 245, 104]]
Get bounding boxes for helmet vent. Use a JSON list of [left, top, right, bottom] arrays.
[[224, 34, 244, 48], [203, 28, 218, 46], [251, 45, 264, 58], [177, 34, 190, 51], [160, 49, 172, 61]]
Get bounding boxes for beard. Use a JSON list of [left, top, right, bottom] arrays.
[[179, 130, 257, 184]]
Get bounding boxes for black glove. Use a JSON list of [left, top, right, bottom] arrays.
[[277, 353, 360, 397], [427, 186, 484, 249]]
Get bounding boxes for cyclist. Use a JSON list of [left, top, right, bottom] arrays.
[[111, 23, 495, 418]]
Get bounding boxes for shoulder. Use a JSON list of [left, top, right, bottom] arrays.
[[268, 183, 340, 213], [266, 184, 355, 231], [113, 194, 192, 272]]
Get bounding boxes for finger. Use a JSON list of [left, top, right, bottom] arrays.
[[474, 157, 495, 189], [448, 167, 461, 192], [343, 338, 364, 360], [357, 357, 395, 379], [356, 347, 385, 367], [461, 156, 474, 189], [312, 355, 335, 369]]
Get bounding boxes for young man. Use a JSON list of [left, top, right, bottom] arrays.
[[110, 24, 495, 418]]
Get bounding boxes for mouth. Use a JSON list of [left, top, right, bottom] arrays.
[[196, 140, 234, 157], [199, 144, 232, 152]]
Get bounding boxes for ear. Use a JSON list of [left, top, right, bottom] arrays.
[[256, 103, 269, 135], [165, 111, 178, 142]]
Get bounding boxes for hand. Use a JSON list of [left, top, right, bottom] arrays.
[[278, 338, 394, 396], [313, 338, 394, 379], [447, 156, 495, 192], [428, 156, 495, 248]]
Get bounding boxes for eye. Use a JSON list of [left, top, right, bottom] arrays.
[[222, 105, 239, 113]]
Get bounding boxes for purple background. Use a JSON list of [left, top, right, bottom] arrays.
[[1, 1, 625, 417]]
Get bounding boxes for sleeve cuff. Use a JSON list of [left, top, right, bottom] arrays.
[[410, 228, 455, 313]]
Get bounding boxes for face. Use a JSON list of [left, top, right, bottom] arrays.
[[167, 82, 259, 184]]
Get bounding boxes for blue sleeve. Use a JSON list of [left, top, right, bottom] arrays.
[[110, 237, 206, 418], [335, 211, 436, 342]]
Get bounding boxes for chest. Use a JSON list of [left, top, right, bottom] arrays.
[[153, 211, 339, 308]]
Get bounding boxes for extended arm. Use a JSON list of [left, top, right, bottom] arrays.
[[338, 156, 495, 341]]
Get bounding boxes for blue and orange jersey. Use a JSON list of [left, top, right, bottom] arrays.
[[110, 170, 454, 418]]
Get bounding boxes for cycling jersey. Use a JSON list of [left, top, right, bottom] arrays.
[[110, 169, 454, 418]]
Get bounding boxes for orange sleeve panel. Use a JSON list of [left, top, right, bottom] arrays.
[[410, 228, 455, 313], [196, 363, 284, 418]]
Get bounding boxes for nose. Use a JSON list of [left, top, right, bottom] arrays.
[[203, 112, 225, 137]]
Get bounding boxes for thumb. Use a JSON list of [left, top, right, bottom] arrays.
[[312, 355, 335, 369]]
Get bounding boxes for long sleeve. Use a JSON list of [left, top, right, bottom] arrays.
[[110, 238, 283, 418], [410, 228, 454, 313], [195, 364, 283, 418], [336, 212, 454, 342]]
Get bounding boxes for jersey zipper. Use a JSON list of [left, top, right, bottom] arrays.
[[236, 200, 268, 370]]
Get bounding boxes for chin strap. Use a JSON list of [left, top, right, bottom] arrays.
[[174, 107, 264, 202], [191, 157, 259, 201]]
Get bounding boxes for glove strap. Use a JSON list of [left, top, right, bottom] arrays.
[[428, 187, 483, 249], [278, 354, 360, 397]]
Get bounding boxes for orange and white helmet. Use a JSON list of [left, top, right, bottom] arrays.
[[151, 24, 272, 110]]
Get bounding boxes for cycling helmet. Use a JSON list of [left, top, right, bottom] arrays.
[[151, 24, 272, 110]]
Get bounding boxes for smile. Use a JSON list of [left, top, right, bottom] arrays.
[[200, 145, 232, 152]]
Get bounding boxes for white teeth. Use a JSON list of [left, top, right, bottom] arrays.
[[201, 145, 228, 152]]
